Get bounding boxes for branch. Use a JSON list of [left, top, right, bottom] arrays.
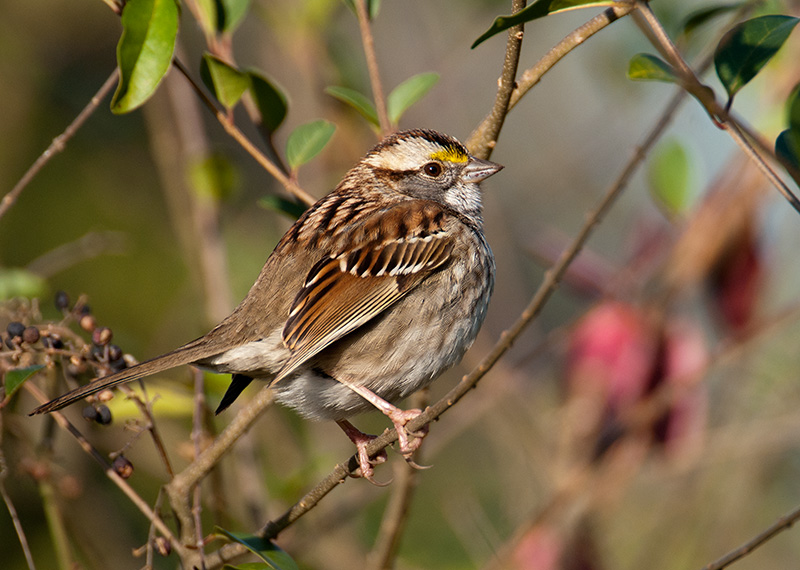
[[0, 68, 119, 222], [355, 0, 391, 135]]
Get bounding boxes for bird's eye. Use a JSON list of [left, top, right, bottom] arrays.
[[423, 162, 442, 177]]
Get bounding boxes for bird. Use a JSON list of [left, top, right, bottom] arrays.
[[31, 129, 502, 481]]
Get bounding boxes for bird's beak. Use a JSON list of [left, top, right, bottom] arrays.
[[463, 156, 504, 183]]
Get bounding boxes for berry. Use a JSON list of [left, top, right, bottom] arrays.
[[90, 345, 105, 361], [79, 314, 96, 333], [78, 304, 91, 316], [7, 322, 25, 339], [49, 335, 64, 349], [154, 536, 171, 557], [96, 405, 112, 425], [82, 406, 100, 422], [107, 344, 123, 362], [55, 291, 70, 311], [112, 455, 134, 479], [22, 326, 40, 344], [92, 327, 112, 346]]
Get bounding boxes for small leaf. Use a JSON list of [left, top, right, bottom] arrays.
[[258, 195, 308, 220], [223, 564, 271, 570], [4, 365, 45, 400], [201, 54, 249, 110], [472, 0, 614, 48], [342, 0, 382, 20], [648, 140, 691, 216], [627, 54, 678, 83], [248, 72, 289, 133], [0, 268, 47, 300], [215, 527, 299, 570], [325, 86, 379, 126], [194, 0, 218, 36], [787, 82, 800, 131], [111, 0, 179, 114], [776, 130, 800, 184], [681, 3, 745, 38], [218, 0, 251, 33], [387, 72, 439, 125], [714, 15, 800, 103], [188, 153, 239, 202], [286, 120, 336, 170]]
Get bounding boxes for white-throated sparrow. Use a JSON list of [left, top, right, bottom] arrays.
[[32, 129, 502, 480]]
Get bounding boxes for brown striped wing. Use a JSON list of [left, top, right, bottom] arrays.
[[274, 202, 454, 382]]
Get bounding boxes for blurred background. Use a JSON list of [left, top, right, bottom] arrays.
[[3, 0, 800, 568]]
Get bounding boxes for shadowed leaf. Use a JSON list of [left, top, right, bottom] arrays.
[[248, 72, 289, 133], [215, 527, 299, 570], [200, 54, 249, 110], [4, 365, 44, 400], [325, 86, 379, 126], [714, 15, 800, 103], [218, 0, 251, 33], [259, 195, 308, 220], [681, 3, 745, 38], [111, 0, 179, 114]]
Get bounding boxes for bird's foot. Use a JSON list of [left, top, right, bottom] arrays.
[[336, 419, 390, 486]]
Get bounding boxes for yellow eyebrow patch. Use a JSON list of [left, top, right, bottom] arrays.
[[430, 147, 469, 163]]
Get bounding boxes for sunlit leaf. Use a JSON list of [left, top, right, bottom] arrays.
[[681, 3, 745, 38], [387, 72, 439, 124], [627, 54, 677, 83], [648, 140, 691, 216], [714, 15, 800, 103], [111, 0, 179, 114], [286, 120, 336, 170], [201, 54, 249, 110], [4, 365, 45, 400], [218, 0, 251, 33], [325, 86, 379, 127], [0, 268, 47, 300], [472, 0, 614, 48], [188, 153, 239, 202], [248, 72, 289, 133], [215, 527, 299, 570]]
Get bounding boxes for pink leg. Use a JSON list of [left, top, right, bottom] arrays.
[[336, 419, 388, 485], [344, 384, 429, 458]]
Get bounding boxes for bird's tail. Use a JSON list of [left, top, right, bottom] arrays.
[[29, 341, 219, 415]]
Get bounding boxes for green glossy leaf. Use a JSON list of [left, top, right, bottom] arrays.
[[714, 15, 800, 102], [248, 72, 289, 133], [218, 0, 251, 33], [776, 130, 800, 184], [0, 268, 47, 300], [325, 86, 378, 126], [387, 72, 439, 124], [215, 527, 299, 570], [472, 0, 614, 48], [648, 140, 691, 216], [258, 195, 308, 220], [4, 365, 45, 399], [627, 54, 677, 83], [788, 82, 800, 131], [681, 3, 745, 38], [286, 120, 336, 170], [188, 153, 239, 202], [201, 54, 249, 110], [111, 0, 179, 114]]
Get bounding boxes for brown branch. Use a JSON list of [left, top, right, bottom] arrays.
[[355, 0, 391, 135], [0, 413, 37, 570], [0, 68, 119, 222]]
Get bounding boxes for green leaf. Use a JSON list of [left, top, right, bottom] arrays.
[[387, 72, 439, 125], [627, 54, 678, 83], [218, 0, 251, 33], [194, 0, 218, 36], [258, 195, 308, 220], [201, 54, 249, 110], [188, 153, 239, 202], [788, 82, 800, 131], [648, 140, 691, 216], [681, 3, 745, 38], [342, 0, 382, 20], [286, 120, 336, 170], [4, 365, 45, 400], [223, 564, 271, 570], [111, 0, 179, 114], [714, 15, 800, 103], [248, 72, 289, 133], [776, 130, 800, 183], [472, 0, 614, 48], [325, 86, 378, 126], [0, 268, 47, 300], [215, 527, 299, 570]]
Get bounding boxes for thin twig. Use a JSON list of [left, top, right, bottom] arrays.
[[0, 69, 119, 221], [191, 368, 208, 569], [170, 58, 316, 207], [467, 0, 526, 160], [0, 414, 37, 570], [355, 0, 391, 134]]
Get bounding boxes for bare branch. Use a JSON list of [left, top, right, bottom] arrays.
[[355, 0, 391, 135]]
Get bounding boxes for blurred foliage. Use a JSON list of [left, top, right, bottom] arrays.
[[3, 1, 800, 570]]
